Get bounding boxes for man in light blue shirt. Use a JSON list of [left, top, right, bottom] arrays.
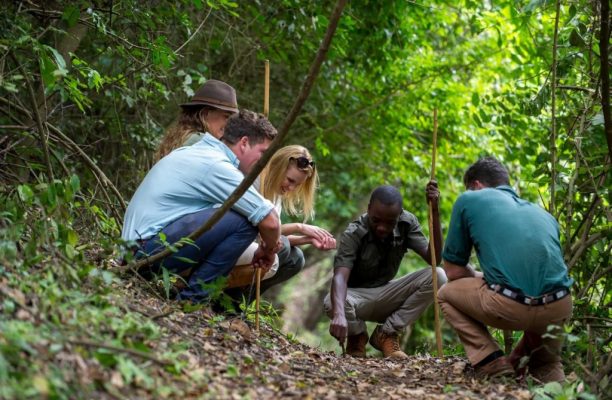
[[122, 110, 281, 304]]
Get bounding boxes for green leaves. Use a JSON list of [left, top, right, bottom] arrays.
[[39, 45, 68, 90], [62, 5, 81, 28], [151, 36, 175, 68], [17, 185, 34, 204]]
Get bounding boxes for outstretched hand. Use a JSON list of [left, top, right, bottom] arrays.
[[301, 224, 336, 250]]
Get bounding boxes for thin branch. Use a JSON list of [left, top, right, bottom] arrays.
[[549, 0, 561, 216], [46, 124, 126, 213], [577, 265, 612, 298], [24, 8, 150, 51], [568, 156, 609, 245], [575, 316, 612, 323], [568, 232, 605, 270], [0, 96, 126, 219], [122, 0, 348, 273], [564, 152, 578, 253], [0, 124, 29, 129], [13, 54, 54, 181], [174, 7, 213, 54], [557, 85, 596, 93]]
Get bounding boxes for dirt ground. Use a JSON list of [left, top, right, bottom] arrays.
[[127, 284, 533, 400]]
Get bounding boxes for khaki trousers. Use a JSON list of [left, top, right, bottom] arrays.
[[324, 267, 447, 335], [438, 277, 572, 379]]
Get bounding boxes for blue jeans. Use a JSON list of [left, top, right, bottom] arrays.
[[140, 208, 257, 303]]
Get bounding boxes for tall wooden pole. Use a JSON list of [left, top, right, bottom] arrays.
[[256, 60, 271, 334], [264, 60, 270, 117], [428, 108, 443, 357]]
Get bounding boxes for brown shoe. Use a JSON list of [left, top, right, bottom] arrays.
[[346, 331, 368, 357], [474, 356, 515, 379], [369, 325, 408, 359]]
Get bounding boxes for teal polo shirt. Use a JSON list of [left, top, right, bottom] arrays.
[[442, 185, 573, 297]]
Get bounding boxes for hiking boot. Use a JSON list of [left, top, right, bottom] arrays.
[[346, 331, 368, 357], [474, 356, 515, 379], [369, 325, 408, 359], [530, 363, 565, 383]]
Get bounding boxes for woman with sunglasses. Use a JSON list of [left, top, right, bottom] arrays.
[[228, 145, 336, 294]]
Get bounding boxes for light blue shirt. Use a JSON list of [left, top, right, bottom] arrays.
[[121, 133, 275, 241]]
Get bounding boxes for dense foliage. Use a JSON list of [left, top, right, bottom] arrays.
[[0, 0, 609, 398]]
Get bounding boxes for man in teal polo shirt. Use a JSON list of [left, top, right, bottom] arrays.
[[438, 157, 573, 382], [122, 110, 280, 305]]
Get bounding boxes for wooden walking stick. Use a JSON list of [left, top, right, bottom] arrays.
[[255, 60, 271, 334], [428, 108, 443, 357]]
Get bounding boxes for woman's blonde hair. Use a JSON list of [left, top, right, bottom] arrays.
[[154, 107, 212, 162], [259, 145, 318, 221]]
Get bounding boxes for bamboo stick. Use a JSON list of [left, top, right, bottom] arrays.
[[256, 60, 270, 334], [428, 108, 443, 357], [255, 268, 261, 332], [264, 60, 270, 117]]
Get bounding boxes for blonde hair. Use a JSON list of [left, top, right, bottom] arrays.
[[154, 107, 212, 162], [259, 145, 318, 221]]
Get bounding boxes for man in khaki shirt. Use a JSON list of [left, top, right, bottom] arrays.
[[325, 183, 446, 358]]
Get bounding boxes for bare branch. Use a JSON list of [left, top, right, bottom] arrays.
[[549, 0, 561, 216]]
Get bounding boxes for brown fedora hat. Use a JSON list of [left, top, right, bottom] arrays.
[[180, 79, 238, 113]]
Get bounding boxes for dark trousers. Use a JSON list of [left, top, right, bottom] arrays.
[[230, 235, 305, 304], [260, 235, 305, 294], [141, 208, 257, 303]]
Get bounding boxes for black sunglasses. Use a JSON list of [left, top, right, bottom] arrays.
[[290, 156, 315, 169]]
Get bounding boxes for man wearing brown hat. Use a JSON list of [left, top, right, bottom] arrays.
[[155, 79, 239, 161]]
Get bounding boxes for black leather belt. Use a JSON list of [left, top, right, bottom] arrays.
[[488, 283, 570, 306]]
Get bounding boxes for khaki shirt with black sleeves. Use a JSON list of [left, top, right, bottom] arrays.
[[334, 211, 429, 288]]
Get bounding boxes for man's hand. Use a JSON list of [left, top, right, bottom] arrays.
[[252, 245, 276, 272], [329, 314, 348, 344], [426, 179, 440, 209]]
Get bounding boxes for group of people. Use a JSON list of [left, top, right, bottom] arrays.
[[121, 79, 573, 384]]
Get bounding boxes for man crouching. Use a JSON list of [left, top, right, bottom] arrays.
[[325, 183, 446, 358]]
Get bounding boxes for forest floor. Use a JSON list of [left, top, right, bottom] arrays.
[[121, 281, 534, 399]]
